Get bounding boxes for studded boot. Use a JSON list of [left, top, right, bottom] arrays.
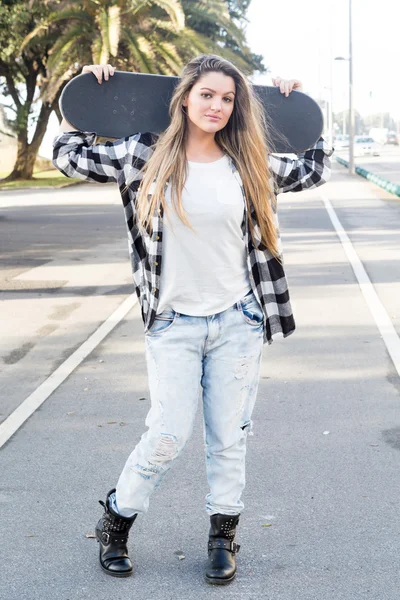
[[205, 513, 241, 584], [95, 488, 137, 577]]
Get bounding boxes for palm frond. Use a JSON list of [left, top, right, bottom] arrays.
[[47, 22, 92, 71], [108, 5, 121, 57], [91, 36, 104, 65], [149, 0, 185, 31], [122, 28, 156, 73], [168, 26, 214, 56], [40, 60, 78, 103], [184, 1, 246, 48], [42, 7, 93, 25], [96, 7, 111, 64], [148, 36, 184, 73], [175, 26, 250, 72], [146, 16, 182, 35], [20, 24, 49, 54], [123, 0, 150, 16], [20, 7, 93, 55], [186, 0, 231, 20], [134, 34, 158, 72]]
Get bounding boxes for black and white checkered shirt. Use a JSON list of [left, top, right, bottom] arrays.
[[53, 131, 334, 345]]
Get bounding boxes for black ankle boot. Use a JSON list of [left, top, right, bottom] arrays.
[[95, 488, 137, 577], [205, 513, 241, 585]]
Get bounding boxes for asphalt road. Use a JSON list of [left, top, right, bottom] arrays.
[[0, 163, 400, 600]]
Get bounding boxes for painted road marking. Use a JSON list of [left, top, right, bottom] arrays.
[[0, 294, 138, 449], [2, 192, 399, 448], [320, 192, 400, 377]]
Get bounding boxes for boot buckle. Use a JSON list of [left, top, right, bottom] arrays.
[[101, 531, 110, 544], [208, 539, 240, 554]]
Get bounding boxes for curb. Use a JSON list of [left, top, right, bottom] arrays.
[[335, 156, 400, 197], [0, 179, 89, 192]]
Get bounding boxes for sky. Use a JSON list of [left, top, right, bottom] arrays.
[[246, 0, 400, 117], [36, 0, 400, 158]]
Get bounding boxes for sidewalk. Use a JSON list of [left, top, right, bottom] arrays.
[[1, 164, 400, 599]]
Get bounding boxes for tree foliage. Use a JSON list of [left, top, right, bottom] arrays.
[[0, 0, 267, 180]]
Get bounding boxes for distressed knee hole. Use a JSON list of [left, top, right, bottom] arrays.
[[132, 462, 161, 479], [150, 433, 179, 463]]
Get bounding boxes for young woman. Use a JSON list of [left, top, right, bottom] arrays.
[[53, 54, 333, 585]]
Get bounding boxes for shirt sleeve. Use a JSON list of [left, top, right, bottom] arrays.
[[268, 136, 334, 194], [52, 130, 155, 184]]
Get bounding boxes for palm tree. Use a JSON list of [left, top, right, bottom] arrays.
[[3, 0, 265, 180], [38, 0, 260, 100]]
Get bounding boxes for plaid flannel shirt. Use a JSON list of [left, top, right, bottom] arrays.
[[53, 131, 334, 345]]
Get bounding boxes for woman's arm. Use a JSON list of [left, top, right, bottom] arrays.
[[268, 136, 334, 194], [52, 64, 153, 184], [59, 117, 79, 132], [268, 76, 334, 193], [52, 129, 149, 184]]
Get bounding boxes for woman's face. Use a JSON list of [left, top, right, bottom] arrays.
[[182, 71, 236, 134]]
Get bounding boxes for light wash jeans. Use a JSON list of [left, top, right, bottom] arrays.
[[115, 288, 264, 517]]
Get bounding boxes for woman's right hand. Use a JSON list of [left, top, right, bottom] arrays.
[[81, 64, 115, 84]]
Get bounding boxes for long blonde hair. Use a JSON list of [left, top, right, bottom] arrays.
[[128, 54, 283, 261]]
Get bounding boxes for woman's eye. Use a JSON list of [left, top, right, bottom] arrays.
[[201, 93, 232, 102]]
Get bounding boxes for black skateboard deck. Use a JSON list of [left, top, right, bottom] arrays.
[[60, 71, 323, 154]]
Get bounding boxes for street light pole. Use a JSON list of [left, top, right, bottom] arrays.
[[348, 0, 355, 175], [328, 0, 334, 146], [334, 0, 355, 175]]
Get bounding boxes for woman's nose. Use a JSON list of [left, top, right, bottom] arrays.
[[210, 99, 222, 111]]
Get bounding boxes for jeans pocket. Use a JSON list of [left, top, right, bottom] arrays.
[[146, 309, 177, 336], [239, 293, 264, 327]]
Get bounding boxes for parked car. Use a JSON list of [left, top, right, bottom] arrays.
[[369, 128, 388, 145], [334, 134, 349, 149], [354, 136, 380, 157], [385, 131, 399, 145]]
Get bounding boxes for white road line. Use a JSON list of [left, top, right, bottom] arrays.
[[0, 294, 138, 449], [320, 192, 400, 377]]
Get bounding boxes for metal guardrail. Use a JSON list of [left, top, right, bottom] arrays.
[[335, 155, 400, 197]]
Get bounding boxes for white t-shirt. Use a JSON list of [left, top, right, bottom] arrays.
[[156, 154, 251, 316]]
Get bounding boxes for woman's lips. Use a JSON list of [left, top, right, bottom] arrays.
[[206, 115, 220, 121]]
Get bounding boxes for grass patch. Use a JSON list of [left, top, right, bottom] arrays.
[[0, 169, 84, 190]]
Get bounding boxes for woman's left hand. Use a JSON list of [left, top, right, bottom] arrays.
[[272, 76, 303, 96]]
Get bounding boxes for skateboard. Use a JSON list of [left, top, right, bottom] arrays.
[[60, 71, 324, 154]]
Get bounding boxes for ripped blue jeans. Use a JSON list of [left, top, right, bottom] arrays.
[[115, 289, 264, 517]]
